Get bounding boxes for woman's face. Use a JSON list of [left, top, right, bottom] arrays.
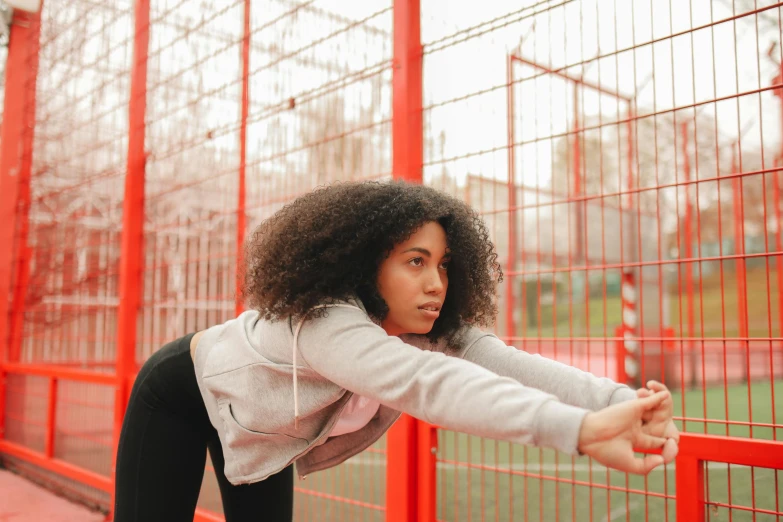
[[376, 221, 450, 336]]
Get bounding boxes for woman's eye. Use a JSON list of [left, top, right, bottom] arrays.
[[439, 261, 450, 270], [409, 257, 424, 267]]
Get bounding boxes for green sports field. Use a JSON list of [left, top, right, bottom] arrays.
[[528, 266, 783, 340]]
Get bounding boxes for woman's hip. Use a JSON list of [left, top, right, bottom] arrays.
[[130, 333, 208, 425]]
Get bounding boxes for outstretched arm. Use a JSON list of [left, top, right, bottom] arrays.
[[296, 305, 591, 456], [436, 327, 638, 411], [297, 306, 671, 474]]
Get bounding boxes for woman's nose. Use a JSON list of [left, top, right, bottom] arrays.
[[424, 269, 444, 294]]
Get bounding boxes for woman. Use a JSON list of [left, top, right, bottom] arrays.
[[113, 180, 679, 521]]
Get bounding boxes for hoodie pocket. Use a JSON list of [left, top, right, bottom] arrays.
[[217, 399, 309, 443], [215, 400, 310, 484]]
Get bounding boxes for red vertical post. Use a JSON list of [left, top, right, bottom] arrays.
[[774, 164, 783, 338], [625, 105, 635, 209], [8, 31, 38, 363], [731, 147, 748, 343], [111, 0, 150, 513], [572, 86, 583, 263], [773, 63, 783, 344], [417, 421, 438, 522], [9, 247, 33, 362], [614, 326, 628, 384], [391, 0, 422, 184], [0, 6, 42, 440], [675, 455, 705, 522], [623, 106, 641, 385], [388, 1, 422, 521], [235, 0, 251, 318], [44, 378, 58, 458], [680, 123, 695, 354], [506, 54, 517, 341], [387, 415, 418, 522]]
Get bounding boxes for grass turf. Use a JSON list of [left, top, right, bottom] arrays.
[[525, 265, 783, 340]]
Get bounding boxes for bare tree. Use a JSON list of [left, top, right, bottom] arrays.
[[297, 93, 371, 184], [551, 110, 722, 240]]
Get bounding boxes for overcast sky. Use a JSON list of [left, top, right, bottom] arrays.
[[419, 0, 783, 189]]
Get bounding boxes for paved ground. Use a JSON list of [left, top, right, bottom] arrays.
[[0, 469, 105, 522]]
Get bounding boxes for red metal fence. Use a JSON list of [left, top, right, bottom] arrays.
[[1, 1, 782, 521]]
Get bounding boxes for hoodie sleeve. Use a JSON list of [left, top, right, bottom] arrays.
[[440, 326, 638, 410], [295, 305, 591, 456]]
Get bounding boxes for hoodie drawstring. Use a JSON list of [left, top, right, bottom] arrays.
[[292, 303, 360, 430]]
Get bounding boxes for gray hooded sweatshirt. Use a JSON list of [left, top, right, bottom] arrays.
[[192, 297, 636, 485]]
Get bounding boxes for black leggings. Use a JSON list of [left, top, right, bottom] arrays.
[[113, 333, 294, 521]]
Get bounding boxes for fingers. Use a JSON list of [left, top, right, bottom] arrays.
[[636, 390, 670, 414], [648, 383, 673, 410], [661, 438, 679, 464], [613, 450, 665, 475], [637, 381, 669, 396], [632, 454, 665, 475], [636, 388, 654, 422], [636, 388, 652, 398], [636, 381, 671, 400], [646, 380, 669, 393], [647, 383, 674, 410], [635, 391, 671, 431], [637, 384, 677, 441], [664, 420, 681, 442], [633, 432, 668, 450]]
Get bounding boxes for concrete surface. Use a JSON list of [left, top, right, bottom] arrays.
[[0, 469, 105, 522]]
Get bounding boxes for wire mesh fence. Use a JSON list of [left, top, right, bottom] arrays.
[[421, 0, 783, 520], [1, 1, 782, 521]]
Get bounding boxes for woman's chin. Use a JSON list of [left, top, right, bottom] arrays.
[[386, 316, 436, 336], [406, 320, 436, 335]]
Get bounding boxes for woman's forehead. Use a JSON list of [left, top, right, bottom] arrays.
[[393, 222, 448, 251]]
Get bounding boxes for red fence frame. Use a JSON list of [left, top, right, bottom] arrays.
[[675, 434, 783, 521], [386, 1, 424, 520], [1, 1, 783, 521]]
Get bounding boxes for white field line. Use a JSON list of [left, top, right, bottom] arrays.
[[609, 502, 641, 520]]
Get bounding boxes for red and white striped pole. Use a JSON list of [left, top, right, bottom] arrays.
[[620, 267, 640, 387]]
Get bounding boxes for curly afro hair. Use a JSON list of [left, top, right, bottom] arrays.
[[242, 180, 503, 343]]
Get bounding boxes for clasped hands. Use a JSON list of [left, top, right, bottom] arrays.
[[577, 380, 680, 475]]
